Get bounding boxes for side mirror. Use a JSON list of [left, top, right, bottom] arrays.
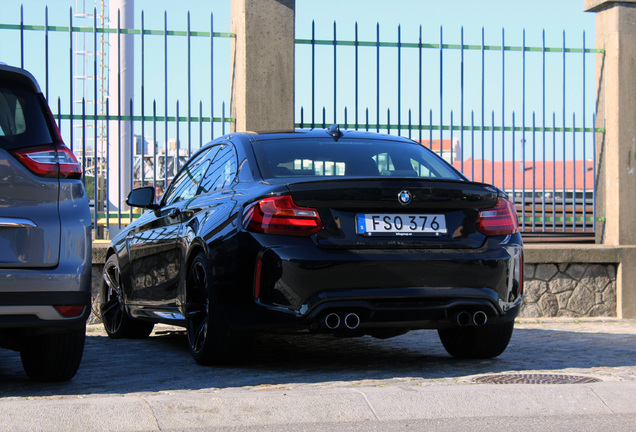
[[126, 186, 159, 210]]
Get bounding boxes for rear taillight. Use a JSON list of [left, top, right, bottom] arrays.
[[476, 197, 520, 236], [243, 195, 323, 236], [13, 145, 82, 179], [55, 305, 85, 318]]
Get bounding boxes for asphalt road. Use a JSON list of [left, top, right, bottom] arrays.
[[1, 319, 635, 431]]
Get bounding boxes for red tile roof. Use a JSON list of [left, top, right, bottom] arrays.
[[452, 158, 594, 190], [418, 139, 455, 152]]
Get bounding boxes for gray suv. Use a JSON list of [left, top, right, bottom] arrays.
[[0, 64, 91, 381]]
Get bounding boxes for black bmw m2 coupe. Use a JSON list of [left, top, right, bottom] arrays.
[[100, 126, 523, 364]]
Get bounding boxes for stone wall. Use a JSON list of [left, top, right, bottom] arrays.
[[520, 263, 617, 318]]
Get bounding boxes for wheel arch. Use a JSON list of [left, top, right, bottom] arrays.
[[184, 239, 211, 276], [180, 238, 212, 310]]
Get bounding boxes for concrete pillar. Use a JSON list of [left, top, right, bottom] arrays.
[[108, 0, 134, 221], [585, 0, 636, 317], [586, 0, 636, 245], [230, 0, 295, 133]]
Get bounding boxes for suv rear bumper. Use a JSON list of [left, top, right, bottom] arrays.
[[0, 291, 91, 329]]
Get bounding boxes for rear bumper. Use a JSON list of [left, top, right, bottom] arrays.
[[250, 287, 521, 332], [240, 233, 522, 331], [0, 290, 91, 329]]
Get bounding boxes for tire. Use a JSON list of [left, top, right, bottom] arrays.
[[438, 320, 515, 359], [20, 327, 86, 382], [100, 254, 154, 339], [185, 251, 251, 365]]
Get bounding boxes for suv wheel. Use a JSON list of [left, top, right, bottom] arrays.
[[101, 255, 154, 339], [20, 326, 86, 382], [437, 320, 515, 359]]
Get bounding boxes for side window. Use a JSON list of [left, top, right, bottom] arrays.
[[0, 91, 26, 136], [163, 147, 214, 205], [0, 84, 53, 149], [199, 145, 238, 194]]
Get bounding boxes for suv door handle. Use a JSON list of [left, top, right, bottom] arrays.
[[168, 208, 181, 219]]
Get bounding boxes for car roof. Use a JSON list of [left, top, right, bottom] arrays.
[[0, 63, 42, 93], [227, 127, 417, 144]]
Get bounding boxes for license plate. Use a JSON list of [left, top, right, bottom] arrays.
[[356, 213, 447, 237]]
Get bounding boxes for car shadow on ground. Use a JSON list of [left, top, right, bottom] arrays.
[[1, 325, 635, 397]]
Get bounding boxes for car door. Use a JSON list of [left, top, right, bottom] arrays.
[[125, 146, 219, 310]]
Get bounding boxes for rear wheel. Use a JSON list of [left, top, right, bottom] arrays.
[[100, 255, 154, 339], [185, 251, 251, 365], [437, 320, 514, 359], [20, 326, 86, 382]]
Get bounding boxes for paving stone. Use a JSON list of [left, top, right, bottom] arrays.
[[1, 319, 635, 397]]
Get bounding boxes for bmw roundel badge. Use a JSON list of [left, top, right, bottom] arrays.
[[398, 190, 412, 205]]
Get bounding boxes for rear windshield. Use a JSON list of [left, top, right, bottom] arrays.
[[252, 137, 464, 181], [0, 81, 54, 150]]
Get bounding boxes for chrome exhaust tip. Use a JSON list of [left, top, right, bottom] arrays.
[[472, 311, 488, 326], [324, 313, 341, 330], [456, 311, 472, 327], [344, 313, 361, 330]]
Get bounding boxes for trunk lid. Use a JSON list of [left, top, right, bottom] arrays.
[[0, 72, 61, 268], [0, 148, 61, 268], [287, 178, 499, 249]]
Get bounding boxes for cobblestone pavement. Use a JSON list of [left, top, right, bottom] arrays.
[[1, 319, 635, 398]]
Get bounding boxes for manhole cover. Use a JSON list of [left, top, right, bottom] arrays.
[[473, 374, 601, 384]]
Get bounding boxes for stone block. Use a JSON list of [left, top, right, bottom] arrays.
[[549, 275, 577, 294], [534, 264, 558, 281], [580, 264, 613, 292], [588, 304, 611, 317], [567, 285, 596, 315], [538, 293, 559, 317], [556, 291, 573, 310], [556, 310, 578, 318], [565, 264, 587, 280], [519, 303, 542, 318], [524, 264, 536, 279], [523, 280, 547, 303]]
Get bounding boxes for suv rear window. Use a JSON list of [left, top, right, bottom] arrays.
[[0, 81, 53, 150], [252, 138, 464, 181]]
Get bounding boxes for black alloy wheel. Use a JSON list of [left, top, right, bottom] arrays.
[[185, 254, 211, 358], [100, 255, 154, 339], [185, 251, 250, 365]]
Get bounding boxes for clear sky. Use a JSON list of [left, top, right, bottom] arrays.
[[0, 0, 596, 160]]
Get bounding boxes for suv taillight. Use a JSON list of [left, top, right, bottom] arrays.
[[476, 197, 520, 236], [243, 195, 322, 236], [13, 145, 82, 179]]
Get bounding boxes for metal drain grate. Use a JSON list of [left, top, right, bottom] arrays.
[[473, 374, 601, 385]]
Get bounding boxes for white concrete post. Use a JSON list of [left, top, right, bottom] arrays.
[[230, 0, 295, 133], [108, 0, 134, 218]]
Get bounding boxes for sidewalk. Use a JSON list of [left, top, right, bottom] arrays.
[[1, 319, 635, 430]]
